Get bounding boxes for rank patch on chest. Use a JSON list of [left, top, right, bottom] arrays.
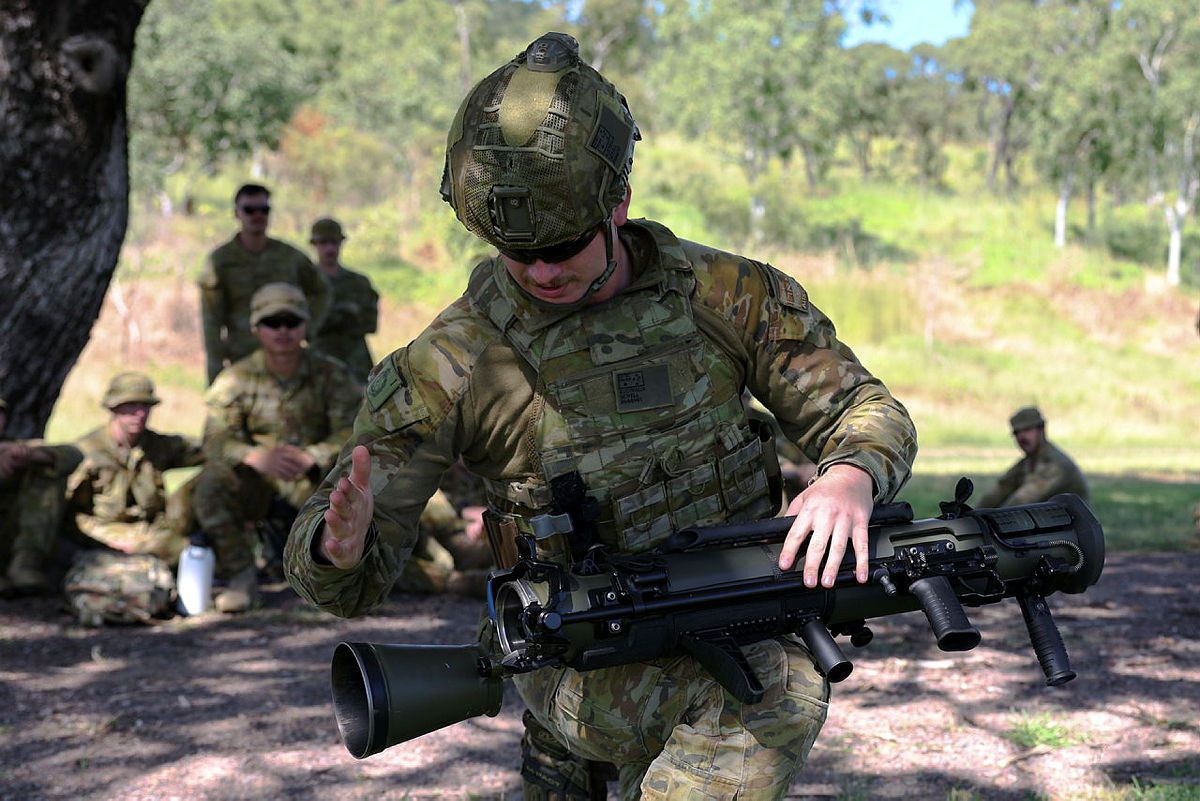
[[613, 364, 672, 412]]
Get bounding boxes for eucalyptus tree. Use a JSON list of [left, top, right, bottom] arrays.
[[1, 0, 147, 437], [128, 0, 311, 215], [943, 0, 1047, 193], [1108, 0, 1200, 285], [649, 0, 846, 242], [1026, 0, 1116, 247], [834, 42, 910, 180]]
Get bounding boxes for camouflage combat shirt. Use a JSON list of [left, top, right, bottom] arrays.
[[199, 234, 331, 383], [203, 347, 362, 471], [67, 426, 204, 530], [286, 219, 918, 617], [311, 266, 379, 385], [978, 439, 1089, 507]]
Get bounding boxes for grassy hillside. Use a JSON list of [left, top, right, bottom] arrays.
[[46, 163, 1200, 551]]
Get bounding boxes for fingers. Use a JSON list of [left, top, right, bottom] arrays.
[[348, 445, 371, 491]]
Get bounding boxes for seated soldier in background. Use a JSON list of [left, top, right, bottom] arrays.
[[396, 460, 492, 598], [308, 217, 380, 387], [193, 282, 361, 612], [978, 406, 1090, 507], [66, 373, 204, 566], [0, 393, 83, 595]]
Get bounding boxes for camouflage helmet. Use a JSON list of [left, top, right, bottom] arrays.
[[102, 372, 161, 410], [1009, 406, 1045, 433], [440, 32, 639, 251]]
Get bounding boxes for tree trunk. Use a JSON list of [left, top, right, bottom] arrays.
[[0, 1, 147, 438], [1165, 204, 1183, 287], [1055, 170, 1074, 249]]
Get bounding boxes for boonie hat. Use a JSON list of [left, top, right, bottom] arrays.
[[310, 217, 345, 243], [102, 372, 161, 410], [250, 282, 310, 326], [1009, 406, 1045, 432]]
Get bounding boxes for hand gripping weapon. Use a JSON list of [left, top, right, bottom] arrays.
[[330, 480, 1104, 758]]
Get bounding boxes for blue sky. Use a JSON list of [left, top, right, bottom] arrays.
[[842, 0, 974, 50]]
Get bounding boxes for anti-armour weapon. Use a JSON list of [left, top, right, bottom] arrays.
[[330, 480, 1104, 758]]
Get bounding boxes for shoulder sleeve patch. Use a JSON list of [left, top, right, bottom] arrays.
[[365, 356, 404, 412], [766, 267, 808, 312]]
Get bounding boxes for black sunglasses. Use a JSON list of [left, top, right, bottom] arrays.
[[497, 227, 598, 265], [240, 204, 271, 215], [258, 314, 304, 329]]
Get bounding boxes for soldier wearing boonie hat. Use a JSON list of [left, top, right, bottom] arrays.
[[979, 406, 1089, 508], [286, 31, 918, 800], [66, 372, 204, 573], [249, 281, 310, 327], [307, 218, 379, 386], [194, 281, 360, 613], [100, 372, 162, 410]]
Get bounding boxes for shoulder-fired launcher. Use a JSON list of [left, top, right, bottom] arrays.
[[331, 482, 1104, 758]]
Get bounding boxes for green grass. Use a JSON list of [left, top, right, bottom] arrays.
[[898, 466, 1197, 551], [1003, 710, 1085, 749]]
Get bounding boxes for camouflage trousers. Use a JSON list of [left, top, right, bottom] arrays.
[[71, 477, 197, 567], [191, 462, 319, 577], [513, 636, 830, 800], [0, 466, 70, 565]]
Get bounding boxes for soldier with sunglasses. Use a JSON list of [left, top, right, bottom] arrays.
[[199, 184, 331, 385], [194, 283, 360, 612], [286, 33, 916, 800]]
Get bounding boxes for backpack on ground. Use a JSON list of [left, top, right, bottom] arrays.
[[62, 550, 177, 626]]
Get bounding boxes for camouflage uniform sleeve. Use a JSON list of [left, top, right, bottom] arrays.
[[298, 255, 332, 333], [1000, 453, 1071, 506], [201, 370, 254, 464], [198, 252, 226, 385], [285, 346, 460, 617], [357, 274, 380, 336], [694, 252, 917, 502]]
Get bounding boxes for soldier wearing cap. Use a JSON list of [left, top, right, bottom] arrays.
[[194, 282, 361, 612], [978, 406, 1089, 508], [0, 393, 83, 595], [308, 217, 380, 386], [285, 33, 916, 799], [199, 183, 331, 385], [64, 372, 204, 567]]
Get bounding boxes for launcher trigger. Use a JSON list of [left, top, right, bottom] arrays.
[[679, 632, 765, 705]]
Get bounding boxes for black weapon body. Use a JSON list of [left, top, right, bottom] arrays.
[[331, 490, 1104, 758]]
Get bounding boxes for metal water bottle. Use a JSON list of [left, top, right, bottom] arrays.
[[177, 532, 216, 615]]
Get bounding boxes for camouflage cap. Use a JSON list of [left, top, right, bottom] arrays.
[[1010, 406, 1045, 432], [250, 282, 310, 326], [310, 217, 345, 243], [440, 31, 639, 250], [102, 372, 161, 410]]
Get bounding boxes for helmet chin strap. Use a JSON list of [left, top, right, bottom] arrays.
[[516, 216, 617, 312]]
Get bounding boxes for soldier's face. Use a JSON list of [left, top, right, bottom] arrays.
[[312, 239, 342, 266], [1013, 426, 1044, 455], [499, 191, 631, 306], [235, 193, 271, 235], [254, 315, 307, 356], [111, 402, 152, 441]]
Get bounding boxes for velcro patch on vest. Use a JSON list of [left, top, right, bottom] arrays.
[[614, 363, 673, 412], [769, 269, 808, 312], [366, 357, 404, 412], [588, 96, 633, 173]]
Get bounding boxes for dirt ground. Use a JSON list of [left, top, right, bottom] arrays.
[[1, 551, 1197, 801]]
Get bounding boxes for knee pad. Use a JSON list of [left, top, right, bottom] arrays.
[[520, 710, 612, 801]]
